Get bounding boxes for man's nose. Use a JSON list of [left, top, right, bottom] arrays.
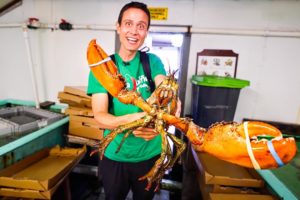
[[129, 24, 138, 33]]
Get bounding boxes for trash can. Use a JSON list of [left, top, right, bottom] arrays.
[[191, 75, 250, 128]]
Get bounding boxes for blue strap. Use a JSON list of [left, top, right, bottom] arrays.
[[267, 140, 284, 167]]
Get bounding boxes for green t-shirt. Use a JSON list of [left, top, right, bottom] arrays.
[[87, 51, 166, 162]]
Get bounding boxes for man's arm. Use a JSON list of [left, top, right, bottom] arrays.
[[92, 93, 145, 130], [154, 74, 166, 86]]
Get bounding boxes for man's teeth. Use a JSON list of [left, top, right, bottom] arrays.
[[128, 37, 138, 42]]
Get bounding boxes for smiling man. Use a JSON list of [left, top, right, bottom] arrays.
[[87, 2, 168, 200]]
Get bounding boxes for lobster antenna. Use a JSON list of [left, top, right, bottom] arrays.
[[165, 57, 179, 78], [165, 57, 172, 74], [173, 69, 179, 77]]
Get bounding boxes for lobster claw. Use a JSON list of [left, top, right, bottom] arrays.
[[87, 39, 153, 113], [87, 39, 126, 97], [198, 121, 297, 169]]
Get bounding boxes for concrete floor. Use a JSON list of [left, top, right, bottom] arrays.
[[88, 188, 170, 200]]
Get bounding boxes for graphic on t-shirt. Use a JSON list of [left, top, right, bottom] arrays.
[[125, 74, 150, 92]]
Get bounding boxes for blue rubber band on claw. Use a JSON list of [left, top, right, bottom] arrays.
[[267, 140, 284, 167]]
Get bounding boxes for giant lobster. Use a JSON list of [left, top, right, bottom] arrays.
[[87, 39, 297, 190]]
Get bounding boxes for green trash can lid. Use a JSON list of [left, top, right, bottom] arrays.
[[191, 75, 250, 88]]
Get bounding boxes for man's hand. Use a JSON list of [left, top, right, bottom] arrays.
[[130, 112, 159, 141], [133, 127, 159, 141], [175, 98, 181, 117], [132, 98, 181, 141]]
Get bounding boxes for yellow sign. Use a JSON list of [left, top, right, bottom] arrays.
[[149, 7, 168, 20]]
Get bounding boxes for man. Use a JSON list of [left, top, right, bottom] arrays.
[[87, 2, 169, 199]]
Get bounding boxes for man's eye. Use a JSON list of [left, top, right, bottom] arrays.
[[125, 22, 132, 27], [137, 24, 146, 30]]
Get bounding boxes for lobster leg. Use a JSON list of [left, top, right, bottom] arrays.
[[160, 112, 205, 145], [139, 124, 172, 191], [139, 131, 186, 191], [94, 116, 153, 158], [166, 133, 186, 170], [115, 130, 132, 153]]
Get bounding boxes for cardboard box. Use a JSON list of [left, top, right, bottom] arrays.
[[65, 106, 94, 117], [197, 171, 261, 193], [58, 92, 91, 108], [0, 185, 58, 199], [0, 171, 67, 199], [0, 145, 86, 191], [193, 150, 278, 200], [212, 184, 260, 194], [69, 115, 103, 140], [63, 86, 90, 99], [196, 171, 270, 200], [209, 193, 276, 200], [192, 150, 264, 188]]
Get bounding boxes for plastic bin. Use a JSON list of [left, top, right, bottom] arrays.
[[191, 75, 250, 128], [0, 119, 15, 138], [0, 106, 63, 137]]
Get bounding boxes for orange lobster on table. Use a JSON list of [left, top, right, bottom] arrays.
[[87, 39, 297, 190]]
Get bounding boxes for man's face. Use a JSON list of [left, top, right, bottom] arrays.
[[117, 8, 149, 53]]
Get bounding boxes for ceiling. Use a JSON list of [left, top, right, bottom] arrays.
[[0, 0, 22, 17]]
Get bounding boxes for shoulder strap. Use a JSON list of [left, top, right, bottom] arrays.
[[140, 51, 155, 93], [109, 54, 116, 63], [110, 52, 155, 93]]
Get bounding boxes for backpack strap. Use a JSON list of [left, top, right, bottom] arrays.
[[109, 52, 155, 93], [140, 51, 155, 93], [109, 54, 116, 64]]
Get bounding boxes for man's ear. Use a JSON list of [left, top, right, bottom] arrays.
[[116, 23, 121, 34]]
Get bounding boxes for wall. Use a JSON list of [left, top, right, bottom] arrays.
[[0, 0, 299, 124], [187, 0, 300, 123], [0, 0, 119, 103]]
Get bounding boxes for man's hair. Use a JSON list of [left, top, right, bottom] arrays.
[[117, 1, 151, 30]]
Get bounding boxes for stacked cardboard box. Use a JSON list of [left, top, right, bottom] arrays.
[[58, 86, 103, 140], [0, 146, 86, 199], [191, 149, 278, 200]]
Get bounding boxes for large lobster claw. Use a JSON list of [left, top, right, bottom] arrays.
[[195, 121, 297, 169], [87, 39, 126, 97], [87, 39, 153, 113]]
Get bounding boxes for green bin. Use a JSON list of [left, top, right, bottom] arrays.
[[191, 75, 250, 128]]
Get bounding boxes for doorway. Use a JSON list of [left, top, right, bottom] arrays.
[[145, 29, 191, 116], [145, 32, 183, 77]]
